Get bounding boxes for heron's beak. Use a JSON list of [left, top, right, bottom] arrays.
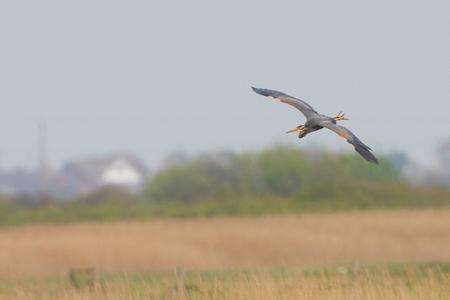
[[286, 127, 301, 134]]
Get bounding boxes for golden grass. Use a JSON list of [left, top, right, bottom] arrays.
[[1, 266, 449, 300], [0, 209, 450, 279]]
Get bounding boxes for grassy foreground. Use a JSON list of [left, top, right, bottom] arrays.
[[1, 263, 449, 299], [1, 209, 450, 299]]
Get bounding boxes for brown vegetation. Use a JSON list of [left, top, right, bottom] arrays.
[[0, 209, 450, 279], [2, 265, 449, 300]]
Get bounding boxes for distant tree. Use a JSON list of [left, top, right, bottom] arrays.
[[80, 186, 136, 204], [430, 139, 450, 187], [386, 152, 410, 173], [436, 139, 450, 176], [145, 145, 401, 203]]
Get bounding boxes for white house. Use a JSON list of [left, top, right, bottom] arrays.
[[101, 158, 142, 187], [60, 152, 149, 197]]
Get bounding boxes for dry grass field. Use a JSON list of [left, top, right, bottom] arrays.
[[1, 209, 450, 299], [1, 209, 450, 278], [2, 265, 449, 300]]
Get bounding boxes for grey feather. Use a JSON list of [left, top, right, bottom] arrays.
[[318, 121, 379, 164], [251, 87, 318, 118]]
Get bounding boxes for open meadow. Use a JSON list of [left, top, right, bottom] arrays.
[[3, 0, 450, 298], [0, 209, 450, 299]]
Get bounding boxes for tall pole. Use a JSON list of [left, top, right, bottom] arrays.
[[38, 120, 47, 172]]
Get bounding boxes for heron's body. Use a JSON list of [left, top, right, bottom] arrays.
[[252, 87, 379, 164], [303, 115, 335, 136]]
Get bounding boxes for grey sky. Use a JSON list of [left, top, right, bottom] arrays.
[[0, 0, 449, 169]]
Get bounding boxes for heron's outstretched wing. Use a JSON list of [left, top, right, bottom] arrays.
[[319, 121, 379, 164], [251, 87, 318, 119]]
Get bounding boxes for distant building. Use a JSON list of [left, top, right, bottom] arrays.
[[101, 159, 142, 186], [0, 152, 149, 199], [60, 153, 149, 197], [0, 168, 41, 196]]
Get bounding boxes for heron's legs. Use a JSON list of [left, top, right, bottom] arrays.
[[334, 111, 348, 121], [298, 125, 307, 135], [286, 124, 307, 134]]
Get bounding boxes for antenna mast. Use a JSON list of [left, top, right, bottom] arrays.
[[37, 120, 48, 172]]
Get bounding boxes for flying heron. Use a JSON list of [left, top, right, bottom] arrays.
[[252, 87, 378, 164]]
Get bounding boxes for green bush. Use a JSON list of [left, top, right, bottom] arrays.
[[0, 145, 448, 226], [145, 145, 401, 203]]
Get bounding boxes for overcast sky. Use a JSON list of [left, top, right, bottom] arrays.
[[0, 0, 449, 169]]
